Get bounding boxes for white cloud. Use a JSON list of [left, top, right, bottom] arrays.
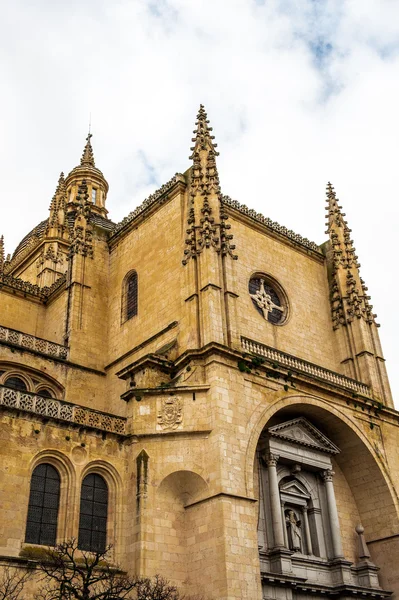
[[1, 0, 398, 402]]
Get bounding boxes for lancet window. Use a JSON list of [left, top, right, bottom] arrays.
[[121, 270, 138, 323], [25, 464, 60, 546], [78, 473, 108, 552]]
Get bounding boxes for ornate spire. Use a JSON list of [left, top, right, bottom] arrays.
[[80, 133, 95, 168], [69, 179, 93, 258], [183, 105, 237, 264], [326, 182, 376, 328], [0, 235, 4, 275], [47, 172, 67, 237]]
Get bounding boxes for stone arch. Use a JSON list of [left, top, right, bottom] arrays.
[[157, 469, 208, 507], [152, 470, 209, 595], [78, 460, 123, 560], [247, 394, 399, 590], [27, 450, 76, 543]]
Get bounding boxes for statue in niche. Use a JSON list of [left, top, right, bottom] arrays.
[[285, 509, 302, 552]]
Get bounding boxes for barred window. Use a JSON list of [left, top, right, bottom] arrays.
[[122, 271, 138, 323], [25, 464, 60, 546], [78, 474, 108, 552], [5, 376, 27, 391]]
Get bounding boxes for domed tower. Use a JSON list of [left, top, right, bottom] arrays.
[[65, 133, 109, 218]]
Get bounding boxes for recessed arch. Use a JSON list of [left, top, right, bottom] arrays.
[[247, 394, 399, 573]]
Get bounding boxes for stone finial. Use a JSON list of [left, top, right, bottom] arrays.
[[355, 524, 371, 559], [325, 182, 377, 329], [80, 133, 95, 168]]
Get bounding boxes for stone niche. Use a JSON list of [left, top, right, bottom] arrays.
[[257, 417, 385, 599]]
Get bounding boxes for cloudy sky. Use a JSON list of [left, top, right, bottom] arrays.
[[1, 0, 398, 403]]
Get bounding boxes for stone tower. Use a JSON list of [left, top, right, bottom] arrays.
[[0, 107, 398, 599]]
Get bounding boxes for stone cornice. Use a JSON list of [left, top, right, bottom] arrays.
[[109, 174, 186, 244], [0, 272, 66, 303], [222, 195, 323, 258]]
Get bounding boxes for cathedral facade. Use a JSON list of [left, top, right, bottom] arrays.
[[0, 106, 398, 599]]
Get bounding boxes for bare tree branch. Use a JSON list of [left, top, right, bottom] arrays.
[[0, 565, 32, 600]]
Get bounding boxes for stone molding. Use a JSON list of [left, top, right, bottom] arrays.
[[0, 385, 126, 435], [268, 418, 340, 455], [241, 336, 372, 397], [0, 272, 66, 301], [222, 195, 321, 254], [111, 174, 182, 236], [0, 325, 68, 359]]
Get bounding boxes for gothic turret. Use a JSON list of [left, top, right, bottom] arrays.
[[64, 133, 109, 218], [325, 182, 392, 406]]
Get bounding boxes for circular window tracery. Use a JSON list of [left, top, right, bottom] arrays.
[[249, 275, 288, 325]]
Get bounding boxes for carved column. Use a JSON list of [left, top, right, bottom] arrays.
[[302, 506, 313, 555], [322, 469, 344, 559], [264, 453, 285, 548]]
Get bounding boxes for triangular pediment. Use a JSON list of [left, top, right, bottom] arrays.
[[268, 418, 340, 454], [280, 479, 310, 499]]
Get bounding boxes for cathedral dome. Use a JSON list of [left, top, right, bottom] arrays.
[[11, 218, 48, 260]]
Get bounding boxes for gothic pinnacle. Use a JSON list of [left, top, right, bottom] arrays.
[[80, 133, 95, 167], [0, 235, 4, 274], [325, 182, 377, 328], [190, 104, 219, 158]]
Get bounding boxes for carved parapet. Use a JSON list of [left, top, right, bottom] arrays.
[[111, 174, 182, 236], [241, 336, 372, 398], [0, 325, 68, 359], [0, 385, 126, 435], [222, 195, 321, 253], [0, 272, 66, 301]]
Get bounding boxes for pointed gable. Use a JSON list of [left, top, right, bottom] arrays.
[[268, 418, 340, 455]]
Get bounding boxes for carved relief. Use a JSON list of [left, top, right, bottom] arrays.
[[157, 396, 183, 430]]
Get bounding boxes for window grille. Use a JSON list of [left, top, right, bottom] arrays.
[[25, 464, 60, 546], [122, 271, 138, 322], [78, 474, 108, 552], [5, 376, 28, 391]]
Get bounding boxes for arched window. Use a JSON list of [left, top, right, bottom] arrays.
[[37, 388, 54, 398], [25, 464, 60, 546], [78, 474, 108, 552], [5, 376, 27, 392], [122, 271, 138, 323]]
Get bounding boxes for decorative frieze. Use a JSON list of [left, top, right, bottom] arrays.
[[0, 325, 68, 359], [0, 385, 126, 434], [241, 336, 372, 397]]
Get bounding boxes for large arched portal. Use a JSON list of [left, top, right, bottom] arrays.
[[250, 397, 399, 598]]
